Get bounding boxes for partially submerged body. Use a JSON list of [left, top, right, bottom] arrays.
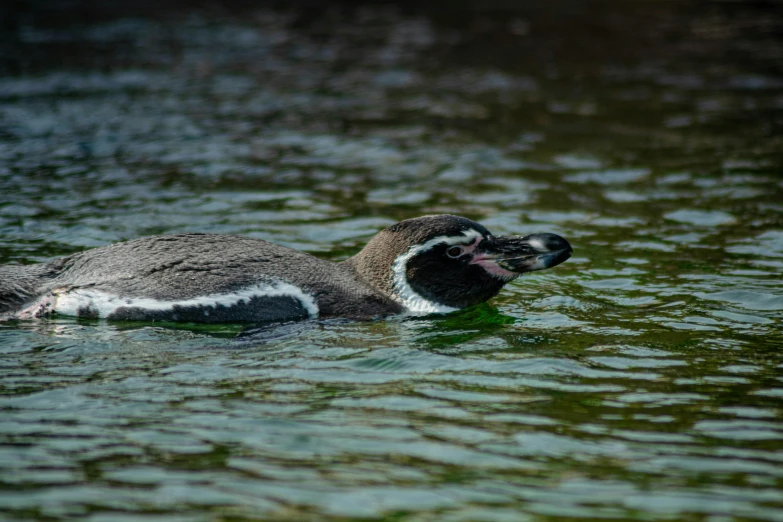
[[0, 215, 572, 324]]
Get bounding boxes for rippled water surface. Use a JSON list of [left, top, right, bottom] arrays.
[[1, 1, 782, 520]]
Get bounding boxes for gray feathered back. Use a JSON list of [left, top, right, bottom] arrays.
[[0, 264, 54, 313]]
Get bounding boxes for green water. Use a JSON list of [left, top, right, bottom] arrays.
[[1, 1, 782, 520]]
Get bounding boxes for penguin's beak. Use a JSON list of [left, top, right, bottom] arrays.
[[471, 233, 573, 277]]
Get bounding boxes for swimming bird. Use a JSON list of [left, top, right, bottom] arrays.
[[0, 215, 572, 323]]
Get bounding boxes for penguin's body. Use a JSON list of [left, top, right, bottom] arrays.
[[0, 215, 572, 323]]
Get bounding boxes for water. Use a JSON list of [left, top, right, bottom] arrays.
[[1, 1, 782, 520]]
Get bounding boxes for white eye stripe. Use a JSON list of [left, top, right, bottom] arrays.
[[446, 234, 483, 258], [389, 229, 484, 314], [410, 229, 484, 254]]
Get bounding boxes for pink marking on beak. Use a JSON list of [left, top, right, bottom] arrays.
[[469, 253, 520, 279]]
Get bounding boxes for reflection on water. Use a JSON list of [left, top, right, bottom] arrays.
[[1, 1, 782, 520]]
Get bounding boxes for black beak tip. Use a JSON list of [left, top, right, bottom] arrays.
[[491, 232, 573, 273], [524, 233, 573, 255], [550, 244, 573, 267]]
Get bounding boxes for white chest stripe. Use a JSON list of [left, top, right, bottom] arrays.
[[390, 229, 484, 315], [51, 282, 320, 319]]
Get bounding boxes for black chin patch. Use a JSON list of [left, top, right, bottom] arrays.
[[405, 246, 507, 309]]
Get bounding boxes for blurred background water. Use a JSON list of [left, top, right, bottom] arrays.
[[0, 1, 782, 520]]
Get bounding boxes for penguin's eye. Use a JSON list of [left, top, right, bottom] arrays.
[[446, 246, 464, 258]]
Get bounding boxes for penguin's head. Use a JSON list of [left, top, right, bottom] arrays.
[[346, 214, 572, 314]]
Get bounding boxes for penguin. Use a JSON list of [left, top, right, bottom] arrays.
[[0, 214, 572, 323]]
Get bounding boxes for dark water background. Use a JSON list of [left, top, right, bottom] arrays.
[[1, 1, 782, 520]]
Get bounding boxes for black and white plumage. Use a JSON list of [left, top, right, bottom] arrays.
[[0, 215, 572, 323]]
